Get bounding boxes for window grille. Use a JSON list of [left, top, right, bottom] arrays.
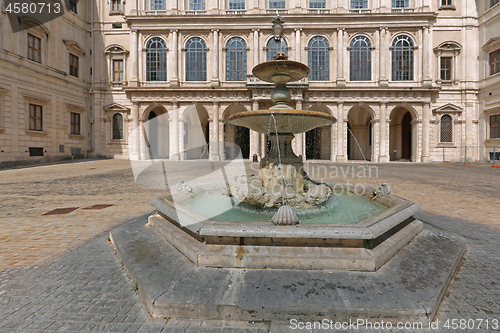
[[189, 0, 205, 10], [229, 0, 245, 9], [186, 37, 207, 81], [308, 36, 329, 81], [226, 37, 247, 81], [440, 115, 452, 142], [392, 0, 408, 7], [150, 0, 166, 10], [491, 115, 500, 139], [269, 0, 285, 9], [146, 37, 167, 81], [350, 36, 371, 81], [309, 0, 325, 8], [113, 113, 124, 139], [392, 35, 414, 81]]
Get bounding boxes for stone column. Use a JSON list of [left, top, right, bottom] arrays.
[[336, 28, 345, 86], [211, 29, 220, 87], [295, 99, 304, 160], [253, 29, 260, 67], [379, 27, 388, 86], [336, 102, 347, 161], [170, 101, 180, 160], [130, 30, 139, 87], [295, 29, 301, 62], [250, 100, 260, 160], [171, 30, 179, 86], [210, 102, 221, 161], [131, 103, 140, 160], [422, 26, 432, 86], [421, 103, 431, 162], [379, 102, 389, 162]]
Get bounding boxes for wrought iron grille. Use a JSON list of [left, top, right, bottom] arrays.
[[146, 37, 167, 81], [113, 113, 123, 140], [350, 36, 371, 81], [440, 115, 452, 142], [392, 35, 414, 81], [186, 37, 207, 81], [308, 36, 329, 81], [226, 37, 247, 81]]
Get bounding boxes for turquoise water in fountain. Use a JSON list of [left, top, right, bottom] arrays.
[[182, 190, 387, 224]]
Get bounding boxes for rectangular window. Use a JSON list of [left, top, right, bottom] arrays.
[[491, 115, 500, 139], [442, 0, 452, 5], [29, 147, 44, 156], [113, 59, 124, 81], [68, 0, 77, 13], [70, 112, 81, 135], [28, 34, 41, 63], [440, 57, 452, 81], [351, 0, 367, 8], [309, 0, 325, 8], [111, 0, 121, 11], [228, 0, 245, 9], [491, 0, 499, 8], [490, 49, 500, 76], [29, 104, 43, 131], [392, 0, 408, 7], [269, 0, 285, 8], [189, 0, 205, 10], [69, 54, 79, 77]]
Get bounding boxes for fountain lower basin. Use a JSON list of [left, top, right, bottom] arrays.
[[149, 182, 423, 271]]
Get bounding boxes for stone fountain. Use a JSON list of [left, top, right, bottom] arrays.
[[109, 17, 466, 325]]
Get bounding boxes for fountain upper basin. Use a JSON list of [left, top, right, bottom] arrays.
[[227, 109, 337, 134], [252, 60, 310, 83]]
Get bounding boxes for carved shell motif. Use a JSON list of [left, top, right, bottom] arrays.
[[271, 205, 300, 226]]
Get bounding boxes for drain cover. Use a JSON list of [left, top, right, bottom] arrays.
[[43, 207, 79, 215], [83, 204, 114, 210]]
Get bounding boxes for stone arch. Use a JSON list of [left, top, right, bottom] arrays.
[[222, 104, 249, 159], [306, 104, 335, 160], [389, 105, 418, 161], [347, 105, 374, 161], [142, 104, 169, 159], [182, 104, 209, 159]]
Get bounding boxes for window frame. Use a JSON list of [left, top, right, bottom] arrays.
[[440, 56, 452, 81], [225, 37, 247, 81], [490, 49, 500, 76], [29, 104, 43, 131], [112, 113, 124, 140], [440, 114, 453, 143], [189, 0, 206, 10], [268, 0, 286, 9], [308, 0, 325, 8], [185, 37, 207, 82], [350, 0, 367, 8], [491, 0, 499, 9], [391, 35, 414, 81], [266, 37, 288, 61], [113, 59, 124, 82], [146, 37, 167, 82], [349, 35, 372, 81], [392, 0, 408, 7], [68, 0, 77, 13], [491, 114, 500, 139], [228, 0, 245, 9], [69, 53, 79, 77], [110, 0, 123, 13], [28, 33, 41, 63], [308, 36, 330, 81], [70, 112, 81, 135]]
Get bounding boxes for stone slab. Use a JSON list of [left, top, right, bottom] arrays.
[[110, 215, 466, 323]]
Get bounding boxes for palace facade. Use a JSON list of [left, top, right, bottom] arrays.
[[1, 0, 500, 163]]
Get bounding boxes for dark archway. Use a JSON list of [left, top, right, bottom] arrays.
[[401, 112, 412, 159]]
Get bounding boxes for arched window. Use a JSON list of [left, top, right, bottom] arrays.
[[392, 35, 414, 81], [146, 37, 167, 81], [112, 113, 123, 140], [150, 0, 166, 10], [266, 38, 288, 61], [308, 36, 329, 81], [350, 36, 371, 81], [186, 37, 207, 81], [440, 115, 452, 142], [226, 37, 247, 81]]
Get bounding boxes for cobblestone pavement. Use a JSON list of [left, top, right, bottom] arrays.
[[0, 159, 499, 332]]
